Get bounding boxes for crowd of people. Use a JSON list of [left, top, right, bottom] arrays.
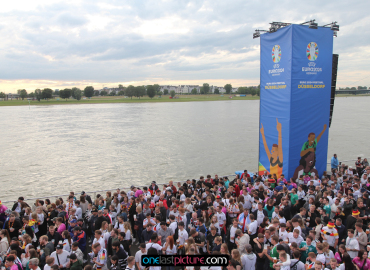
[[0, 155, 370, 270]]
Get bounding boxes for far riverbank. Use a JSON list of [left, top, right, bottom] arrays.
[[0, 94, 368, 106]]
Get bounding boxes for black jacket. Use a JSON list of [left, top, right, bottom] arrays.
[[115, 247, 128, 270], [47, 231, 63, 248], [5, 218, 22, 239], [107, 236, 118, 257], [283, 205, 292, 221], [94, 216, 106, 231], [142, 230, 154, 243]]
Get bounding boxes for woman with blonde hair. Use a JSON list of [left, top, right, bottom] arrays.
[[22, 234, 32, 253], [30, 212, 39, 236], [231, 249, 242, 270], [123, 221, 131, 241], [209, 215, 221, 235], [185, 237, 199, 254], [36, 206, 46, 237], [220, 243, 229, 255], [100, 221, 110, 247]]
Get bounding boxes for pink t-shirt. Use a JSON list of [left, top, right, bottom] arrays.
[[353, 258, 370, 270], [57, 223, 66, 234]]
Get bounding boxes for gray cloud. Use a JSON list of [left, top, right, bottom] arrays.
[[0, 0, 369, 88]]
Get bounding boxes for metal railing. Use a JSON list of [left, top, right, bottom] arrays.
[[1, 174, 237, 207]]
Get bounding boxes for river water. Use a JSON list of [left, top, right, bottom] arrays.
[[0, 97, 368, 202]]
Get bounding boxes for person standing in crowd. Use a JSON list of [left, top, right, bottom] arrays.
[[331, 154, 339, 173]]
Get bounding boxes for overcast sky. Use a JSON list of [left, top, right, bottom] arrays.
[[0, 0, 369, 92]]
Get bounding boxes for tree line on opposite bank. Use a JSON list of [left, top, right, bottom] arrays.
[[0, 83, 261, 101]]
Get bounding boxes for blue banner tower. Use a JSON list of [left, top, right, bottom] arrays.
[[258, 24, 333, 180]]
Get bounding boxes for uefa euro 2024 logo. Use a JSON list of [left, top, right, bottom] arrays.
[[307, 42, 319, 61], [272, 45, 281, 63]]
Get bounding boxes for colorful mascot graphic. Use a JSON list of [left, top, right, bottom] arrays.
[[260, 118, 283, 177], [292, 124, 327, 179]]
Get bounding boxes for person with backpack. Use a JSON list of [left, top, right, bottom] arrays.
[[290, 250, 305, 270]]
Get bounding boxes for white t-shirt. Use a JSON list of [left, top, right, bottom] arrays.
[[62, 239, 71, 252], [216, 212, 226, 228], [115, 223, 125, 232], [287, 233, 304, 245], [248, 220, 258, 235], [230, 226, 237, 243], [316, 253, 326, 265], [125, 229, 131, 240], [135, 250, 146, 270], [279, 229, 289, 241], [178, 229, 189, 245], [169, 222, 177, 236], [146, 242, 162, 252], [92, 237, 105, 249], [169, 211, 179, 218], [164, 244, 177, 255], [256, 210, 265, 226], [346, 237, 359, 259]]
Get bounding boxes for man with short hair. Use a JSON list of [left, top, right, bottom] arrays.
[[248, 214, 258, 244], [345, 229, 359, 259], [331, 154, 339, 173], [39, 235, 55, 268], [5, 214, 22, 239], [50, 244, 70, 269], [254, 234, 266, 270], [89, 242, 107, 270], [156, 221, 173, 244], [142, 224, 154, 243], [235, 229, 250, 255], [287, 229, 304, 246], [46, 226, 63, 249], [107, 229, 119, 258], [68, 253, 83, 270], [241, 244, 256, 270], [112, 241, 128, 270], [70, 242, 83, 262], [135, 243, 146, 270], [92, 230, 105, 248], [354, 222, 367, 250], [190, 228, 206, 254], [72, 226, 86, 252]]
